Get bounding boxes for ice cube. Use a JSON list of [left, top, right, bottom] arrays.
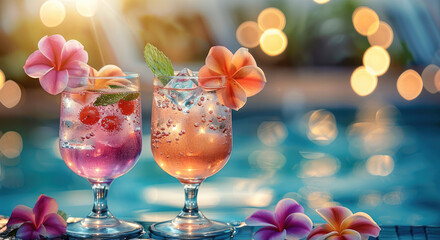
[[164, 68, 201, 112]]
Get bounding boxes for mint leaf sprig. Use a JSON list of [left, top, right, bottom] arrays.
[[144, 43, 174, 85], [94, 93, 140, 106]]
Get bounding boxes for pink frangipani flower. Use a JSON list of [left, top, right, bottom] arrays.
[[7, 194, 67, 240], [246, 198, 313, 240], [307, 206, 380, 240], [23, 34, 89, 95]]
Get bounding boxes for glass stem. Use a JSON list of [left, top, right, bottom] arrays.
[[182, 183, 200, 215], [88, 180, 114, 219]]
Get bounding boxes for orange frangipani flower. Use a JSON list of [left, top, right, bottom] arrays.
[[198, 46, 266, 110]]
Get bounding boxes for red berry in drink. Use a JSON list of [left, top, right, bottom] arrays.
[[100, 116, 121, 132], [118, 99, 136, 115], [79, 106, 100, 125]]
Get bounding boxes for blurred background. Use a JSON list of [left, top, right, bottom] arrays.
[[0, 0, 440, 226]]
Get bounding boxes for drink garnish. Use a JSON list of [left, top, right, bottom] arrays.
[[198, 47, 266, 110], [144, 43, 174, 85], [79, 106, 100, 125], [94, 92, 139, 106]]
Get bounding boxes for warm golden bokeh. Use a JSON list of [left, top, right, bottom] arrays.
[[363, 46, 390, 76], [366, 155, 394, 176], [352, 6, 380, 36], [76, 0, 99, 17], [421, 64, 440, 94], [368, 21, 394, 49], [40, 0, 66, 27], [260, 28, 288, 56], [351, 66, 378, 96], [397, 69, 423, 101], [257, 121, 288, 146], [314, 0, 331, 4], [0, 70, 4, 90], [236, 21, 262, 48], [257, 7, 286, 31], [0, 131, 23, 159], [0, 80, 22, 108], [307, 110, 338, 145], [435, 70, 440, 91]]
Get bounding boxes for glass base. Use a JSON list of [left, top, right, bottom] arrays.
[[149, 220, 235, 239], [67, 219, 144, 239]]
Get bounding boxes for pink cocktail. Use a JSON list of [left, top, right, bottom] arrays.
[[58, 73, 143, 238]]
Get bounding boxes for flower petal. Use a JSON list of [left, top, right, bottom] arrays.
[[340, 212, 380, 238], [232, 65, 266, 97], [327, 229, 362, 240], [61, 40, 88, 70], [198, 66, 226, 89], [245, 209, 278, 228], [253, 227, 286, 240], [217, 79, 247, 110], [66, 61, 90, 79], [33, 195, 59, 228], [316, 206, 353, 231], [284, 213, 313, 239], [307, 224, 336, 240], [6, 205, 35, 226], [205, 46, 233, 75], [97, 64, 125, 77], [274, 198, 304, 227], [15, 222, 46, 240], [39, 69, 69, 95], [38, 35, 65, 67], [23, 50, 54, 78], [230, 47, 257, 73], [89, 66, 98, 77], [42, 213, 67, 238]]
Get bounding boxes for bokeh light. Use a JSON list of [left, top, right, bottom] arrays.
[[352, 6, 380, 36], [236, 21, 262, 48], [363, 46, 390, 76], [366, 155, 394, 176], [397, 69, 423, 101], [0, 70, 5, 90], [351, 66, 378, 96], [0, 131, 23, 159], [76, 0, 99, 17], [260, 28, 288, 56], [299, 152, 340, 178], [435, 70, 440, 92], [368, 21, 394, 49], [257, 121, 288, 146], [314, 0, 330, 4], [40, 0, 66, 27], [0, 80, 22, 108], [307, 110, 338, 145], [248, 150, 286, 171], [257, 7, 286, 31], [421, 64, 440, 94]]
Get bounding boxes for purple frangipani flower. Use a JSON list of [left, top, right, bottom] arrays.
[[246, 198, 313, 240]]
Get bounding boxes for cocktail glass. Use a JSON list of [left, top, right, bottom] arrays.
[[149, 74, 235, 239], [59, 73, 143, 238]]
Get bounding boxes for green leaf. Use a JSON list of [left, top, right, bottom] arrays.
[[144, 43, 174, 85], [57, 210, 68, 221], [93, 93, 140, 106], [108, 85, 124, 89]]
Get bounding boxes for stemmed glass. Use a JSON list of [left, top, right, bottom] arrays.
[[59, 73, 143, 238], [149, 74, 235, 239]]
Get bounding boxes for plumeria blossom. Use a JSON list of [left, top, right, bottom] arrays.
[[198, 46, 266, 110], [6, 195, 67, 240], [307, 206, 380, 240], [89, 64, 131, 89], [23, 34, 89, 95], [246, 199, 313, 240]]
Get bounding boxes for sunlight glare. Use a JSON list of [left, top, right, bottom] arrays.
[[76, 0, 99, 17], [40, 0, 66, 27]]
